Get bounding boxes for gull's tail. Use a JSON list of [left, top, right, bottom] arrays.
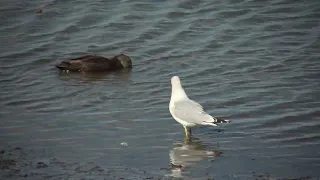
[[215, 117, 230, 124], [202, 117, 230, 126]]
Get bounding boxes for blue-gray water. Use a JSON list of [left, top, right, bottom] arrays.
[[1, 0, 320, 179]]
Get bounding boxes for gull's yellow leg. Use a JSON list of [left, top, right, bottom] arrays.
[[183, 126, 188, 137], [183, 126, 192, 138]]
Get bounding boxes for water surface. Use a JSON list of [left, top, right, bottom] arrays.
[[1, 0, 320, 179]]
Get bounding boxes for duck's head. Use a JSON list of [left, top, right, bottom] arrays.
[[114, 54, 132, 68]]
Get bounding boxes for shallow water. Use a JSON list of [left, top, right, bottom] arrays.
[[1, 0, 320, 179]]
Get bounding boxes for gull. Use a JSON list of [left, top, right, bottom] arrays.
[[169, 76, 229, 138]]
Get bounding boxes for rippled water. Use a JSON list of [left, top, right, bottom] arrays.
[[1, 0, 320, 179]]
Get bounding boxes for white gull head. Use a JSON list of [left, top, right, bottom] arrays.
[[170, 76, 189, 103]]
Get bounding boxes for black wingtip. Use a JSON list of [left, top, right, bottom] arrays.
[[216, 118, 230, 124]]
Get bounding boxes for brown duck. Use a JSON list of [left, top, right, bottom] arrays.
[[55, 53, 132, 72]]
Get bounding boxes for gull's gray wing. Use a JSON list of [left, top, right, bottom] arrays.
[[172, 100, 217, 125], [187, 100, 203, 111]]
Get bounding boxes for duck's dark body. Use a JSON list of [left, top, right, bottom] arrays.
[[55, 54, 132, 72]]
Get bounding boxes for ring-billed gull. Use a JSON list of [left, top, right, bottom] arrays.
[[169, 76, 229, 138]]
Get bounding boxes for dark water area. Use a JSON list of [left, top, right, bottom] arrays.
[[1, 0, 320, 179]]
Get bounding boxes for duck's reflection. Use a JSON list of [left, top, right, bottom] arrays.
[[57, 68, 132, 84], [169, 137, 222, 178]]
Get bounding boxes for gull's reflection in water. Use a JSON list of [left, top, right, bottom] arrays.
[[169, 137, 222, 178]]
